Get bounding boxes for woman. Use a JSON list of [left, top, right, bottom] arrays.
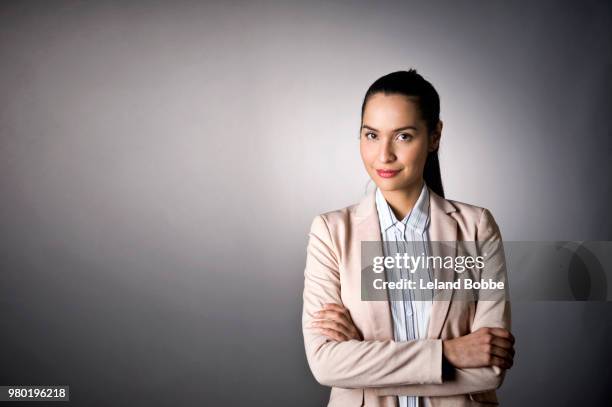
[[302, 70, 515, 407]]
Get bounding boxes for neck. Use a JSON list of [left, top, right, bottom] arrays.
[[379, 179, 425, 221]]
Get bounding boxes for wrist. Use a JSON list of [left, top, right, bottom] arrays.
[[441, 339, 456, 380], [442, 339, 456, 365]]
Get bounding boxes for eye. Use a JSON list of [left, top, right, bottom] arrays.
[[364, 132, 377, 140], [397, 133, 414, 142]]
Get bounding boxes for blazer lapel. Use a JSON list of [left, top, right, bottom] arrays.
[[354, 186, 458, 341], [354, 189, 394, 340], [427, 189, 458, 339]]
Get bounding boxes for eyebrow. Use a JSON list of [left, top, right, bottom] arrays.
[[361, 124, 417, 132]]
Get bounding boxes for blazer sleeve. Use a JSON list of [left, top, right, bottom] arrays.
[[375, 208, 512, 397], [302, 214, 444, 389]]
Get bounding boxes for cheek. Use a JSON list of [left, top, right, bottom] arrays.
[[359, 142, 376, 165], [398, 143, 428, 167]]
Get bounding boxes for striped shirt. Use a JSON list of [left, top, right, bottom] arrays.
[[374, 182, 434, 407]]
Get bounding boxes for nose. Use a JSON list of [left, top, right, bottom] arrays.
[[378, 140, 396, 163]]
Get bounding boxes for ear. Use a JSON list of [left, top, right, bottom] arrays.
[[429, 120, 443, 152]]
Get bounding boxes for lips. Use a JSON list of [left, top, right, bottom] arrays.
[[376, 169, 400, 178]]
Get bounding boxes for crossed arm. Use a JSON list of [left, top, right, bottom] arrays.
[[301, 210, 514, 396]]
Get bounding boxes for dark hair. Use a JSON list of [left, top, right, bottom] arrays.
[[360, 69, 445, 198]]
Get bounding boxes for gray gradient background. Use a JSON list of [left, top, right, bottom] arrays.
[[1, 1, 611, 406]]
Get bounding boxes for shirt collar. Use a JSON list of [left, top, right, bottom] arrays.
[[375, 181, 430, 235]]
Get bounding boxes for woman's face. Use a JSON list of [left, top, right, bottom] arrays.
[[359, 92, 440, 192]]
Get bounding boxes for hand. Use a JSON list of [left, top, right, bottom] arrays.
[[310, 303, 363, 341], [442, 327, 515, 370]]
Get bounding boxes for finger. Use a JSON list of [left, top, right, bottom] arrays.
[[314, 311, 353, 331], [315, 310, 346, 319], [490, 355, 512, 369], [318, 327, 349, 342], [489, 345, 513, 363], [311, 312, 361, 339], [494, 328, 515, 344], [475, 327, 493, 334], [312, 320, 352, 338], [323, 304, 352, 320], [312, 317, 358, 339], [323, 303, 348, 313], [488, 328, 513, 341], [490, 336, 514, 350]]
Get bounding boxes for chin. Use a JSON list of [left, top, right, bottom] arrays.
[[374, 181, 404, 191], [376, 178, 415, 191]]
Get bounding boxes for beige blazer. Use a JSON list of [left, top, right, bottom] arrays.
[[302, 186, 511, 407]]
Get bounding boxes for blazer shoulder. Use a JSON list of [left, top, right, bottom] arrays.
[[446, 198, 486, 219], [444, 197, 501, 238], [317, 202, 357, 226], [309, 199, 362, 246]]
